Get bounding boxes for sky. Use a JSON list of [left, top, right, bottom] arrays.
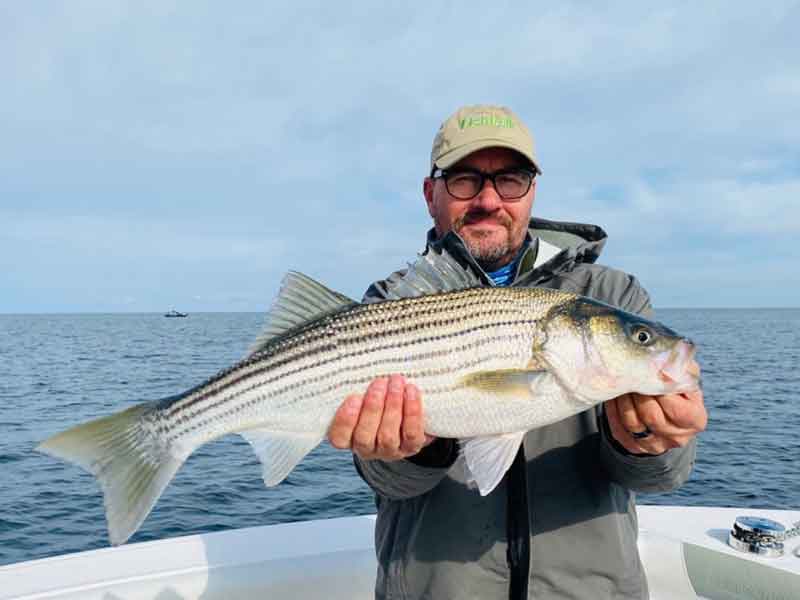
[[1, 1, 798, 313]]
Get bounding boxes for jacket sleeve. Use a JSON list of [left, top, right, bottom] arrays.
[[592, 269, 697, 493], [351, 276, 458, 500], [354, 439, 458, 500], [599, 413, 697, 492]]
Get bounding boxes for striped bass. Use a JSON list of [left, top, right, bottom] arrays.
[[37, 249, 700, 545]]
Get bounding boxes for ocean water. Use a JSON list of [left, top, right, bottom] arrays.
[[1, 309, 798, 567]]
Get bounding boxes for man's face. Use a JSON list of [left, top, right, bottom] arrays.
[[423, 147, 536, 270]]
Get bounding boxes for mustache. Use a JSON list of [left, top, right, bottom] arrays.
[[453, 210, 512, 231]]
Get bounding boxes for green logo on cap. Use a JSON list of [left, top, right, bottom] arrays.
[[458, 113, 515, 130]]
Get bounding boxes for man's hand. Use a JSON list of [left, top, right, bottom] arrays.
[[328, 374, 435, 461], [605, 387, 707, 455]]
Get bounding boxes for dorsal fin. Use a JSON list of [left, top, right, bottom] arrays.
[[383, 247, 482, 300], [247, 271, 356, 356]]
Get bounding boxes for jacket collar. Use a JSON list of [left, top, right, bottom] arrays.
[[424, 217, 608, 285]]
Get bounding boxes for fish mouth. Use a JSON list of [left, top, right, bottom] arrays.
[[656, 339, 700, 391]]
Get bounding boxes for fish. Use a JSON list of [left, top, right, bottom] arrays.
[[37, 248, 700, 545]]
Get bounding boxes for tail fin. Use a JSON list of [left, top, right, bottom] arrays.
[[36, 403, 184, 546]]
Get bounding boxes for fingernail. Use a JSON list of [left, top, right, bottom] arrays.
[[389, 375, 403, 392], [345, 395, 363, 414]]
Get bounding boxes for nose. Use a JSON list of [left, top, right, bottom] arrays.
[[471, 179, 503, 211]]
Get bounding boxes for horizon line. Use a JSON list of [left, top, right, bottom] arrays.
[[2, 306, 799, 316]]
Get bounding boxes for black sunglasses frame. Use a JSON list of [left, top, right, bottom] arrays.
[[430, 167, 536, 200]]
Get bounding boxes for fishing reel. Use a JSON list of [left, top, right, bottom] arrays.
[[728, 516, 796, 558]]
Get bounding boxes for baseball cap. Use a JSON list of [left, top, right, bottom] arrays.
[[430, 104, 541, 175]]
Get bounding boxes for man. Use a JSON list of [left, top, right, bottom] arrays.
[[328, 105, 707, 599]]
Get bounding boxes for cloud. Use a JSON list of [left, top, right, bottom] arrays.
[[0, 1, 798, 311], [556, 175, 800, 241]]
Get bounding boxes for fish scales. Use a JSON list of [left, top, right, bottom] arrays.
[[156, 287, 565, 449]]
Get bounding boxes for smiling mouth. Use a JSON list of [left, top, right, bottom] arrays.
[[464, 222, 503, 231], [454, 210, 512, 231]]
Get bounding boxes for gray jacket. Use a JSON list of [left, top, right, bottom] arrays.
[[355, 218, 696, 600]]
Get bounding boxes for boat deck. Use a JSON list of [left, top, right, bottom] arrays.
[[2, 505, 798, 599]]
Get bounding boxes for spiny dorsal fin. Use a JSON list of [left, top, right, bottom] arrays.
[[383, 246, 482, 300], [248, 271, 356, 356]]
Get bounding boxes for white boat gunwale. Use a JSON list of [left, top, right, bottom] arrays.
[[2, 507, 799, 600]]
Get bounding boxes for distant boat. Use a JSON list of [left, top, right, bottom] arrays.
[[164, 310, 188, 318]]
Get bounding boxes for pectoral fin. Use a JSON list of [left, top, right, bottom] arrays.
[[459, 367, 553, 399], [461, 431, 526, 496]]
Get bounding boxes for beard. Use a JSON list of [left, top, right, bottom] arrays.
[[464, 235, 510, 265], [453, 211, 514, 268]]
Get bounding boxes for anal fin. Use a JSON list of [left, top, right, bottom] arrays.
[[239, 429, 323, 486]]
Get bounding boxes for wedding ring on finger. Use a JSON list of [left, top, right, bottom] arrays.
[[630, 426, 653, 440]]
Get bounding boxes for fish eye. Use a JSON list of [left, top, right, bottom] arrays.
[[631, 325, 654, 346]]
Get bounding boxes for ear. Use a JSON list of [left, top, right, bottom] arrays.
[[423, 177, 436, 218]]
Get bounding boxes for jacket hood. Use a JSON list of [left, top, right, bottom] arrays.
[[526, 217, 608, 265]]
